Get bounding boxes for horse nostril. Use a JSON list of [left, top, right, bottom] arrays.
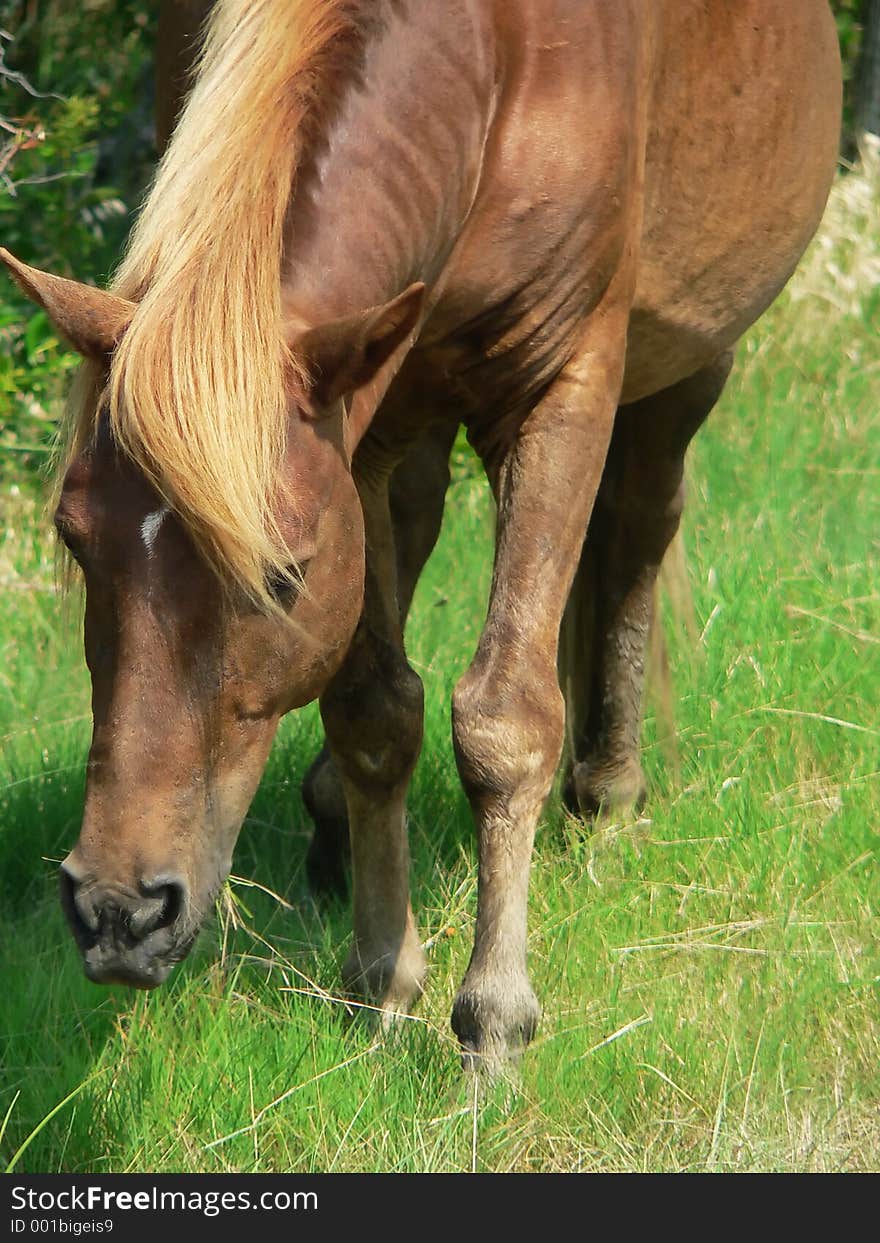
[[132, 876, 187, 938], [59, 862, 95, 947], [59, 864, 187, 946]]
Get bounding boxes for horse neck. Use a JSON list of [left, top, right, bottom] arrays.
[[282, 0, 498, 327]]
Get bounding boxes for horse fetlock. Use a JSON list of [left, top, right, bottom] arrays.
[[451, 968, 541, 1072], [343, 930, 427, 1015], [567, 752, 647, 819]]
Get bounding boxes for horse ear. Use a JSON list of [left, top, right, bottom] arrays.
[[292, 282, 425, 408], [0, 248, 135, 359]]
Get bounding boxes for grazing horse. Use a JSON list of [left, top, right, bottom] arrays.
[[1, 0, 840, 1068]]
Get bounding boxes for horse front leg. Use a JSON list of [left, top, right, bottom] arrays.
[[451, 321, 627, 1069], [304, 421, 456, 898], [318, 451, 430, 1016]]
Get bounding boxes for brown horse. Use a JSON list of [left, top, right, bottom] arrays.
[[1, 0, 841, 1068]]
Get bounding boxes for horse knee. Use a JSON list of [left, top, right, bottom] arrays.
[[452, 657, 565, 809], [302, 746, 347, 825], [323, 634, 424, 793]]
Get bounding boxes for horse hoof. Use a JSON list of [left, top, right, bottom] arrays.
[[451, 975, 541, 1073], [565, 756, 647, 821]]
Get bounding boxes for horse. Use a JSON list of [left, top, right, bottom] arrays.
[[1, 0, 841, 1069]]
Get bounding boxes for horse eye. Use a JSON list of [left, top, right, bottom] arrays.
[[55, 519, 85, 565], [265, 565, 301, 603]]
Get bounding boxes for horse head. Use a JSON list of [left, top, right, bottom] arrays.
[[2, 248, 422, 987]]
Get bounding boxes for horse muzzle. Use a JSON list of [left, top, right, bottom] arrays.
[[59, 858, 192, 988]]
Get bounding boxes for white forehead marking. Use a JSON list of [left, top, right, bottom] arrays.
[[140, 504, 171, 557]]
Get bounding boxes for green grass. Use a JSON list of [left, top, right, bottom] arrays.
[[0, 161, 878, 1173]]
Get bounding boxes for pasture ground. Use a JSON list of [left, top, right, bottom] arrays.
[[0, 157, 877, 1173]]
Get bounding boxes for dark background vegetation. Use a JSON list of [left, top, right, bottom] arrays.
[[0, 0, 877, 471]]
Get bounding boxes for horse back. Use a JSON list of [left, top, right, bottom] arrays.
[[412, 0, 840, 423], [626, 0, 841, 400]]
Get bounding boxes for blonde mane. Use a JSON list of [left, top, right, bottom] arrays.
[[65, 0, 365, 604]]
